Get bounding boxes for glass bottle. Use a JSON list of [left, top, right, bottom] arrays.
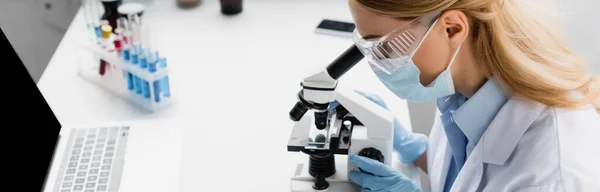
[[176, 0, 201, 9]]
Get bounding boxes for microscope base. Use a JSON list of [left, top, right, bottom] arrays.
[[290, 155, 360, 192]]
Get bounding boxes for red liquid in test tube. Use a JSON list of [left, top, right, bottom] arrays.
[[114, 38, 122, 56]]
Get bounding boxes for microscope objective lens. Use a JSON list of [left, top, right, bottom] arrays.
[[314, 111, 328, 130], [290, 101, 309, 121]]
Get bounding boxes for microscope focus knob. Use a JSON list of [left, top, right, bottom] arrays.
[[358, 147, 384, 163]]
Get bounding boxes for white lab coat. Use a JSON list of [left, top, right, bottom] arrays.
[[426, 97, 600, 192]]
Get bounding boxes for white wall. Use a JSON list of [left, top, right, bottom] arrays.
[[0, 0, 79, 83], [558, 0, 600, 74]]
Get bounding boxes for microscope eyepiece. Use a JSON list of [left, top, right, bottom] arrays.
[[325, 45, 364, 80]]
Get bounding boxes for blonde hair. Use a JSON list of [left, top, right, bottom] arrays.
[[356, 0, 600, 112]]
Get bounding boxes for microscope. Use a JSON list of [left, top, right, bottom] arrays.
[[287, 45, 395, 192]]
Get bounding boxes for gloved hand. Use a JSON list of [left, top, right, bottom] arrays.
[[329, 90, 428, 163], [348, 155, 422, 192]]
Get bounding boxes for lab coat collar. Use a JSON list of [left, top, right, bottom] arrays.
[[453, 79, 508, 153], [481, 98, 546, 165]]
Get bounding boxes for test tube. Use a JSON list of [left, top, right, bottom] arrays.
[[129, 13, 142, 46], [161, 76, 171, 97], [134, 76, 143, 94], [81, 0, 95, 39], [140, 49, 150, 99], [92, 0, 102, 38], [126, 14, 134, 45], [157, 52, 167, 69], [98, 20, 109, 42], [159, 57, 167, 68], [132, 76, 138, 92], [117, 18, 134, 90], [139, 48, 147, 69], [142, 80, 150, 98], [153, 79, 161, 103], [129, 14, 141, 65], [99, 24, 113, 76], [126, 73, 134, 90], [139, 15, 150, 70], [160, 54, 170, 97], [120, 18, 131, 61], [131, 44, 139, 65], [114, 18, 126, 56], [147, 50, 157, 73]]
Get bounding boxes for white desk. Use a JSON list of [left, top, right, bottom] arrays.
[[38, 0, 421, 191]]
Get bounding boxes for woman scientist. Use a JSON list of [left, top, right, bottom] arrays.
[[344, 0, 600, 191]]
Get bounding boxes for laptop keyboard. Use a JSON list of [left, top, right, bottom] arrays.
[[54, 126, 129, 192]]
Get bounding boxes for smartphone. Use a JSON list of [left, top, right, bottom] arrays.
[[315, 19, 356, 38]]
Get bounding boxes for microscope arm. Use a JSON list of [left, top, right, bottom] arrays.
[[334, 88, 394, 141]]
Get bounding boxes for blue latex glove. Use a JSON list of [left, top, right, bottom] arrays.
[[348, 155, 422, 192], [329, 90, 428, 163]]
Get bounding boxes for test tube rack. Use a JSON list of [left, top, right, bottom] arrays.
[[74, 38, 173, 112]]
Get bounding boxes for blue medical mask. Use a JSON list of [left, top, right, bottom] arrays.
[[370, 46, 460, 103]]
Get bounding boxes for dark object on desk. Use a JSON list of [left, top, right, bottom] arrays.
[[220, 0, 242, 15], [177, 0, 201, 9], [101, 0, 123, 32], [315, 19, 355, 38]]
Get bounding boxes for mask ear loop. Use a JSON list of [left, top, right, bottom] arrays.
[[423, 16, 462, 90], [446, 44, 462, 70], [440, 43, 462, 92]]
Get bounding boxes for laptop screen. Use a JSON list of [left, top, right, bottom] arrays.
[[1, 28, 62, 191]]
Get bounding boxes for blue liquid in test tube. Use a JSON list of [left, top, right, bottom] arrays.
[[134, 76, 143, 94], [131, 45, 139, 66], [126, 72, 134, 90], [95, 26, 101, 38], [153, 80, 161, 103], [159, 53, 169, 97], [158, 58, 167, 70], [132, 75, 138, 92], [123, 48, 131, 61], [161, 76, 170, 97], [142, 80, 150, 98], [160, 57, 167, 68], [148, 59, 158, 73], [136, 77, 143, 94], [140, 49, 148, 69], [148, 51, 157, 73], [130, 47, 141, 93], [123, 44, 133, 90]]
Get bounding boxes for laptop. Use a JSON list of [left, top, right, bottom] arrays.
[[1, 27, 183, 192]]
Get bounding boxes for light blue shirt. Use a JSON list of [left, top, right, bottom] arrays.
[[438, 79, 508, 192]]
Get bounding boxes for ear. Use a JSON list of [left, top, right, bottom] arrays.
[[440, 10, 469, 49]]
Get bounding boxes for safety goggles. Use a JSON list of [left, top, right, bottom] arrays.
[[353, 12, 442, 74]]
